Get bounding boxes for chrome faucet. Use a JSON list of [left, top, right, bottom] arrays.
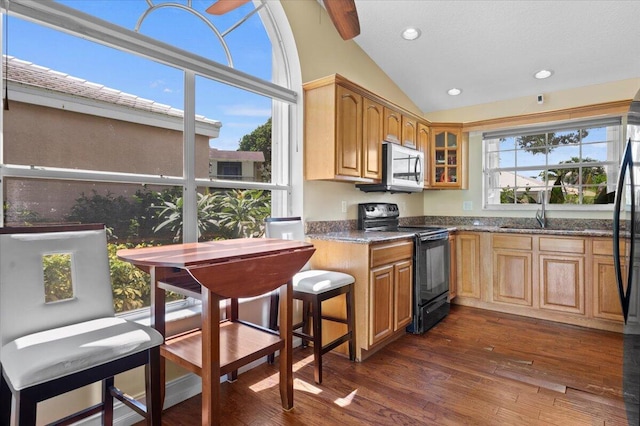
[[536, 190, 546, 228]]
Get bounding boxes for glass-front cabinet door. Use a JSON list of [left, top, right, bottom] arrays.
[[431, 126, 462, 188]]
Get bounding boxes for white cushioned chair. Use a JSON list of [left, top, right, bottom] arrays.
[[0, 224, 163, 426], [265, 217, 355, 384]]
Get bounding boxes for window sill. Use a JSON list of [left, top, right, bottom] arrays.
[[483, 203, 614, 212]]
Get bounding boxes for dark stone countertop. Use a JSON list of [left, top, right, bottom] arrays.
[[307, 230, 417, 244], [307, 225, 613, 244]]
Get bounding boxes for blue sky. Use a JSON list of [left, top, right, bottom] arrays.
[[8, 0, 273, 150]]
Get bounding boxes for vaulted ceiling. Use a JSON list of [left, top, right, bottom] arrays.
[[351, 0, 640, 113]]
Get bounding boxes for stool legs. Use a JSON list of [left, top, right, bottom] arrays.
[[0, 371, 11, 426], [267, 284, 355, 384], [346, 286, 355, 362], [301, 301, 311, 348], [311, 297, 323, 384]]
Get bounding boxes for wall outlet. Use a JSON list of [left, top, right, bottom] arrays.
[[341, 200, 347, 213], [463, 201, 473, 211]]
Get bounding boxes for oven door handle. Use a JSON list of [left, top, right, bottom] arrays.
[[418, 232, 449, 242]]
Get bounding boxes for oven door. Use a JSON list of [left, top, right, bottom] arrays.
[[414, 234, 450, 306]]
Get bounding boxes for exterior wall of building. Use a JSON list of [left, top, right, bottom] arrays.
[[3, 100, 211, 223]]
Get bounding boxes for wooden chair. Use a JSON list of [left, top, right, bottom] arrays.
[[0, 224, 163, 426], [265, 217, 355, 384]]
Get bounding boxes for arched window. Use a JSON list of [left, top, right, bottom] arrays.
[[1, 0, 301, 313]]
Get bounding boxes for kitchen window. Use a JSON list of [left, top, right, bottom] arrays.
[[0, 1, 300, 315], [483, 117, 622, 209]]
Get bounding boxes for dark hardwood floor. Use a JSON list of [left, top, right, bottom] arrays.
[[149, 305, 633, 425]]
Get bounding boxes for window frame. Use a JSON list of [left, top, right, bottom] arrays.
[[0, 0, 299, 231], [0, 0, 303, 324], [482, 117, 623, 211]]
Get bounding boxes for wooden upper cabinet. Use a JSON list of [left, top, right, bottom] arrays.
[[383, 107, 418, 148], [401, 115, 417, 148], [303, 74, 440, 185], [335, 85, 363, 178], [417, 122, 430, 188], [362, 97, 384, 180], [383, 107, 402, 144], [430, 125, 464, 189], [304, 77, 379, 182]]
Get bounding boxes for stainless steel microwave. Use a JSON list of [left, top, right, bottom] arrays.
[[357, 142, 424, 193]]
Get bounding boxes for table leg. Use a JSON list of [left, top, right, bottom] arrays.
[[227, 299, 239, 383], [201, 288, 221, 425], [278, 280, 294, 410], [150, 266, 167, 408]]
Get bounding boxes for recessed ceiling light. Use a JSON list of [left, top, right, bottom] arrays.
[[447, 88, 462, 96], [401, 27, 421, 40], [534, 69, 554, 79]]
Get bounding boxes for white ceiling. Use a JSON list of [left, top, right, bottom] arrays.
[[351, 0, 640, 113]]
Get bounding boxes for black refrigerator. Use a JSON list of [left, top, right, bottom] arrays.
[[614, 91, 640, 425]]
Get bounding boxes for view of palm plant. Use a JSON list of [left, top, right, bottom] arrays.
[[500, 129, 610, 205], [33, 186, 272, 312]]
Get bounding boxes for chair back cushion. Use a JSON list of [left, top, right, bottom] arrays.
[[0, 225, 115, 347], [265, 217, 311, 271]]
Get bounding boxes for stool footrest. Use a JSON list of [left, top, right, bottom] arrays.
[[320, 315, 348, 324], [320, 332, 352, 355]]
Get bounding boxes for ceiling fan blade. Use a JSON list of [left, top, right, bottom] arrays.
[[206, 0, 250, 15], [322, 0, 360, 40]]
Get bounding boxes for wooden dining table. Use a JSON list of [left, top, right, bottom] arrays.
[[117, 238, 316, 425]]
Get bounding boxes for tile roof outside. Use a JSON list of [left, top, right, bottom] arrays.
[[5, 55, 220, 126]]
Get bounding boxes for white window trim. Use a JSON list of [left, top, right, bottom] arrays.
[[0, 0, 304, 323], [0, 0, 301, 221]]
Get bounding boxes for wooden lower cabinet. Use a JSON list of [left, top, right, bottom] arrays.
[[456, 233, 481, 299], [491, 234, 533, 307], [539, 254, 584, 314], [538, 236, 585, 315], [452, 232, 623, 332], [369, 264, 394, 345], [369, 259, 413, 345], [493, 249, 533, 306], [394, 260, 413, 331], [592, 238, 624, 321], [307, 238, 413, 361], [448, 235, 457, 299]]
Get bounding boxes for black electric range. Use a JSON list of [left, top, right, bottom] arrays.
[[358, 203, 451, 334]]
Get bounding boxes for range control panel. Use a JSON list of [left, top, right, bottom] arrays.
[[357, 203, 400, 230]]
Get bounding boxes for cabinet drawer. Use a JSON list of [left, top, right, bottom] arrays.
[[493, 234, 532, 251], [539, 237, 585, 254], [593, 239, 615, 256], [371, 240, 413, 268]]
